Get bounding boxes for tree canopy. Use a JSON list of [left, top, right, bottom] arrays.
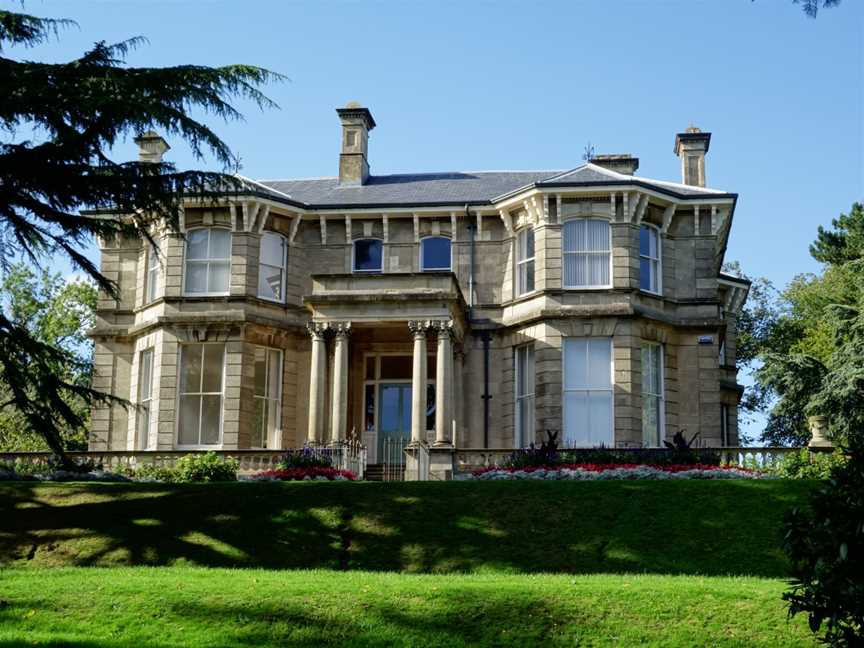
[[0, 9, 282, 456]]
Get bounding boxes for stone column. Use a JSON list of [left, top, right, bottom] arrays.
[[434, 320, 454, 447], [329, 322, 351, 443], [408, 320, 429, 445], [453, 348, 465, 447], [307, 323, 328, 444]]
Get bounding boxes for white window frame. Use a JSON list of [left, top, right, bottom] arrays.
[[145, 243, 159, 304], [562, 337, 615, 448], [176, 342, 226, 448], [562, 217, 613, 290], [352, 237, 384, 273], [515, 227, 535, 296], [639, 224, 662, 295], [136, 348, 154, 451], [257, 231, 288, 303], [182, 227, 232, 297], [253, 346, 283, 449], [420, 236, 452, 272], [514, 344, 535, 448], [641, 342, 665, 447]]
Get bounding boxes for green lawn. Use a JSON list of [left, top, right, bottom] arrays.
[[0, 480, 813, 575], [0, 568, 814, 647]]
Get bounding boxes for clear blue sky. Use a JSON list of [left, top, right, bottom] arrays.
[[7, 0, 862, 439]]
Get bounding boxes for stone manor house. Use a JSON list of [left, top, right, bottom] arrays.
[[89, 103, 750, 464]]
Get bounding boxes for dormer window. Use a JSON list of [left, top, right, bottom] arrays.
[[353, 238, 383, 273], [420, 236, 451, 272]]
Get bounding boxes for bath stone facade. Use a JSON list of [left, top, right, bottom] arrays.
[[89, 103, 750, 464]]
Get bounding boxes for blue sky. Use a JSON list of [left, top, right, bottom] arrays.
[[6, 0, 862, 438]]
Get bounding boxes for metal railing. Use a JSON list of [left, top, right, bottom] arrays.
[[382, 437, 406, 482], [304, 439, 367, 479]]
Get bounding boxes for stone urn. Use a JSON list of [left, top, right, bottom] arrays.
[[807, 415, 833, 448]]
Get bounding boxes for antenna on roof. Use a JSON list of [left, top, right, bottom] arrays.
[[582, 142, 595, 162]]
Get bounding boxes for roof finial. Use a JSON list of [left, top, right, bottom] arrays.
[[582, 141, 596, 162]]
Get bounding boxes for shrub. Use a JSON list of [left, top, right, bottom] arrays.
[[132, 463, 180, 483], [767, 448, 847, 480], [278, 447, 333, 470], [782, 449, 864, 645], [173, 452, 238, 483]]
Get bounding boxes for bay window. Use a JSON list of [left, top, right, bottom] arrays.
[[514, 344, 535, 448], [562, 338, 614, 447], [516, 228, 535, 295], [641, 342, 664, 447], [178, 343, 225, 446], [639, 225, 661, 294], [184, 228, 231, 295], [253, 346, 283, 449], [563, 219, 611, 288], [258, 232, 288, 302]]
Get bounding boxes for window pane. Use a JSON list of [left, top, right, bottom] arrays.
[[380, 355, 412, 380], [139, 350, 153, 400], [640, 257, 653, 291], [525, 260, 535, 292], [200, 395, 222, 444], [137, 405, 150, 449], [258, 264, 283, 301], [186, 229, 209, 260], [365, 356, 376, 380], [642, 396, 660, 446], [563, 339, 587, 389], [209, 261, 230, 293], [525, 229, 534, 258], [354, 239, 382, 271], [254, 347, 266, 397], [563, 391, 588, 447], [516, 347, 526, 396], [202, 345, 224, 392], [421, 237, 451, 270], [267, 397, 279, 447], [209, 229, 232, 259], [261, 233, 285, 267], [364, 384, 375, 432], [426, 383, 436, 432], [562, 220, 577, 253], [267, 350, 281, 400], [587, 339, 612, 388], [180, 345, 203, 394], [586, 220, 608, 252], [178, 395, 201, 445], [588, 391, 613, 446], [640, 226, 651, 257], [254, 399, 266, 447], [186, 261, 208, 293]]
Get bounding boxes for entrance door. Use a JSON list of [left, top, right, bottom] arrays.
[[378, 383, 412, 463]]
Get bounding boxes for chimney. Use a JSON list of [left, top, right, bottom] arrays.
[[591, 154, 639, 176], [674, 126, 711, 187], [336, 102, 376, 186], [134, 130, 170, 164]]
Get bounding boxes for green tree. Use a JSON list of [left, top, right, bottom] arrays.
[[0, 264, 96, 451], [0, 10, 282, 460]]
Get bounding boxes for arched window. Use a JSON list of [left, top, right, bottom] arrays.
[[353, 238, 383, 272], [184, 228, 231, 295], [420, 236, 451, 271], [562, 218, 611, 288], [639, 224, 662, 295], [258, 232, 288, 302]]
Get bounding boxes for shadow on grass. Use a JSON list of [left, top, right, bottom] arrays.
[[0, 480, 814, 576]]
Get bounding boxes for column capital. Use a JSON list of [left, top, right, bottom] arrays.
[[331, 321, 352, 338], [306, 322, 328, 340], [408, 320, 432, 339], [431, 319, 454, 338]]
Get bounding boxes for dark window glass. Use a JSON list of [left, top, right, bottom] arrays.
[[354, 239, 382, 272], [421, 237, 451, 271]]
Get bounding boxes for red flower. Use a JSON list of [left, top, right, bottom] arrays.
[[253, 466, 357, 481]]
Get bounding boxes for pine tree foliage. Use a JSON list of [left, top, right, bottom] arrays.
[[0, 9, 283, 458]]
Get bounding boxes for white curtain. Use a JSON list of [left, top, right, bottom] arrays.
[[563, 219, 611, 288]]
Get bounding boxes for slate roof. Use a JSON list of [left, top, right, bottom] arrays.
[[254, 163, 733, 209]]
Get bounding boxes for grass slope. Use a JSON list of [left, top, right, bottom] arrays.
[[0, 568, 814, 648], [0, 480, 812, 575]]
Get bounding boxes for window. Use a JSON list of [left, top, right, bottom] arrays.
[[353, 238, 383, 272], [258, 232, 287, 302], [254, 347, 282, 448], [184, 228, 231, 295], [145, 244, 159, 304], [562, 219, 611, 288], [514, 345, 535, 448], [516, 228, 535, 295], [420, 236, 451, 271], [563, 338, 613, 447], [639, 225, 661, 294], [178, 344, 225, 446], [641, 342, 664, 447], [136, 349, 154, 450]]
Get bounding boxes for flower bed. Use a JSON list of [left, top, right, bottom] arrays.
[[461, 463, 765, 481], [246, 466, 357, 482]]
